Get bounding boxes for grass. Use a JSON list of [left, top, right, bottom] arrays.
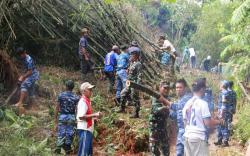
[[0, 107, 52, 156]]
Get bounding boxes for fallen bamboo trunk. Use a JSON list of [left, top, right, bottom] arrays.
[[126, 80, 160, 99]]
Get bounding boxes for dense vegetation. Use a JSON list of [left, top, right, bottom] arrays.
[[0, 0, 249, 155]]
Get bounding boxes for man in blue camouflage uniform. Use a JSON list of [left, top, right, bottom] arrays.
[[201, 78, 214, 142], [214, 80, 231, 147], [227, 81, 237, 135], [169, 79, 192, 156], [15, 47, 39, 111], [54, 80, 80, 154], [118, 49, 142, 118], [104, 45, 119, 93], [115, 45, 130, 105], [149, 82, 171, 156]]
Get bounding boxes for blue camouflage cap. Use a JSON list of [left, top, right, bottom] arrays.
[[221, 80, 229, 88], [129, 47, 140, 55]]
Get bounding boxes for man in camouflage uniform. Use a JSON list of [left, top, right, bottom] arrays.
[[118, 49, 142, 118], [149, 82, 171, 156], [15, 47, 39, 111], [214, 80, 231, 147], [54, 80, 80, 154], [169, 79, 192, 156], [227, 81, 237, 135]]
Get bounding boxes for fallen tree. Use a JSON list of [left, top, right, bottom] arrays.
[[0, 0, 176, 89]]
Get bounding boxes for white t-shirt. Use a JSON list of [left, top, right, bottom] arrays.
[[163, 40, 176, 52], [76, 98, 94, 133], [183, 96, 211, 140], [189, 48, 196, 57]]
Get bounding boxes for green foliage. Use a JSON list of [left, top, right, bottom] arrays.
[[234, 104, 250, 144], [0, 108, 52, 155], [190, 0, 234, 65], [220, 0, 250, 81]]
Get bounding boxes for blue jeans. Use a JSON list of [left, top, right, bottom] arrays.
[[78, 130, 93, 156], [116, 69, 127, 98]]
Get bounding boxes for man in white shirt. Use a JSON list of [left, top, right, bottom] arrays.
[[77, 82, 100, 156], [158, 35, 177, 74], [183, 79, 222, 156], [189, 48, 196, 68]]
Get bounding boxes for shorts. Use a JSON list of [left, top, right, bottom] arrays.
[[20, 78, 36, 97]]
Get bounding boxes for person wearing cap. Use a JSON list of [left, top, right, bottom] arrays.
[[77, 82, 100, 156], [15, 47, 39, 112], [54, 80, 80, 154], [104, 45, 119, 93], [214, 80, 231, 147], [182, 78, 223, 156], [149, 82, 171, 156], [79, 28, 92, 75], [128, 41, 141, 58], [115, 45, 130, 105], [118, 49, 142, 118]]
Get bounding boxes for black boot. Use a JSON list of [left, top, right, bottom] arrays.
[[222, 141, 229, 147], [214, 139, 222, 146], [63, 144, 72, 154], [54, 148, 61, 154], [117, 98, 126, 113], [114, 98, 120, 106], [117, 107, 125, 113], [130, 110, 139, 118]]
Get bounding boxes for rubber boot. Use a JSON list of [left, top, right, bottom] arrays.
[[117, 99, 125, 113], [114, 98, 120, 107], [222, 141, 229, 147], [214, 139, 222, 146], [130, 110, 139, 118], [117, 106, 125, 113], [63, 144, 72, 154], [54, 147, 61, 154]]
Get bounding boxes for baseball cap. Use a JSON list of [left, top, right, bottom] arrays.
[[80, 82, 95, 92], [112, 45, 119, 50]]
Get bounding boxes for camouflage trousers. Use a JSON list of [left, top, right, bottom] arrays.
[[120, 87, 140, 112], [217, 111, 232, 142], [56, 122, 75, 153], [149, 129, 170, 156]]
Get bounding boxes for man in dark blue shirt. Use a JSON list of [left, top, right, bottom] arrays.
[[15, 47, 39, 113], [79, 28, 92, 75]]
